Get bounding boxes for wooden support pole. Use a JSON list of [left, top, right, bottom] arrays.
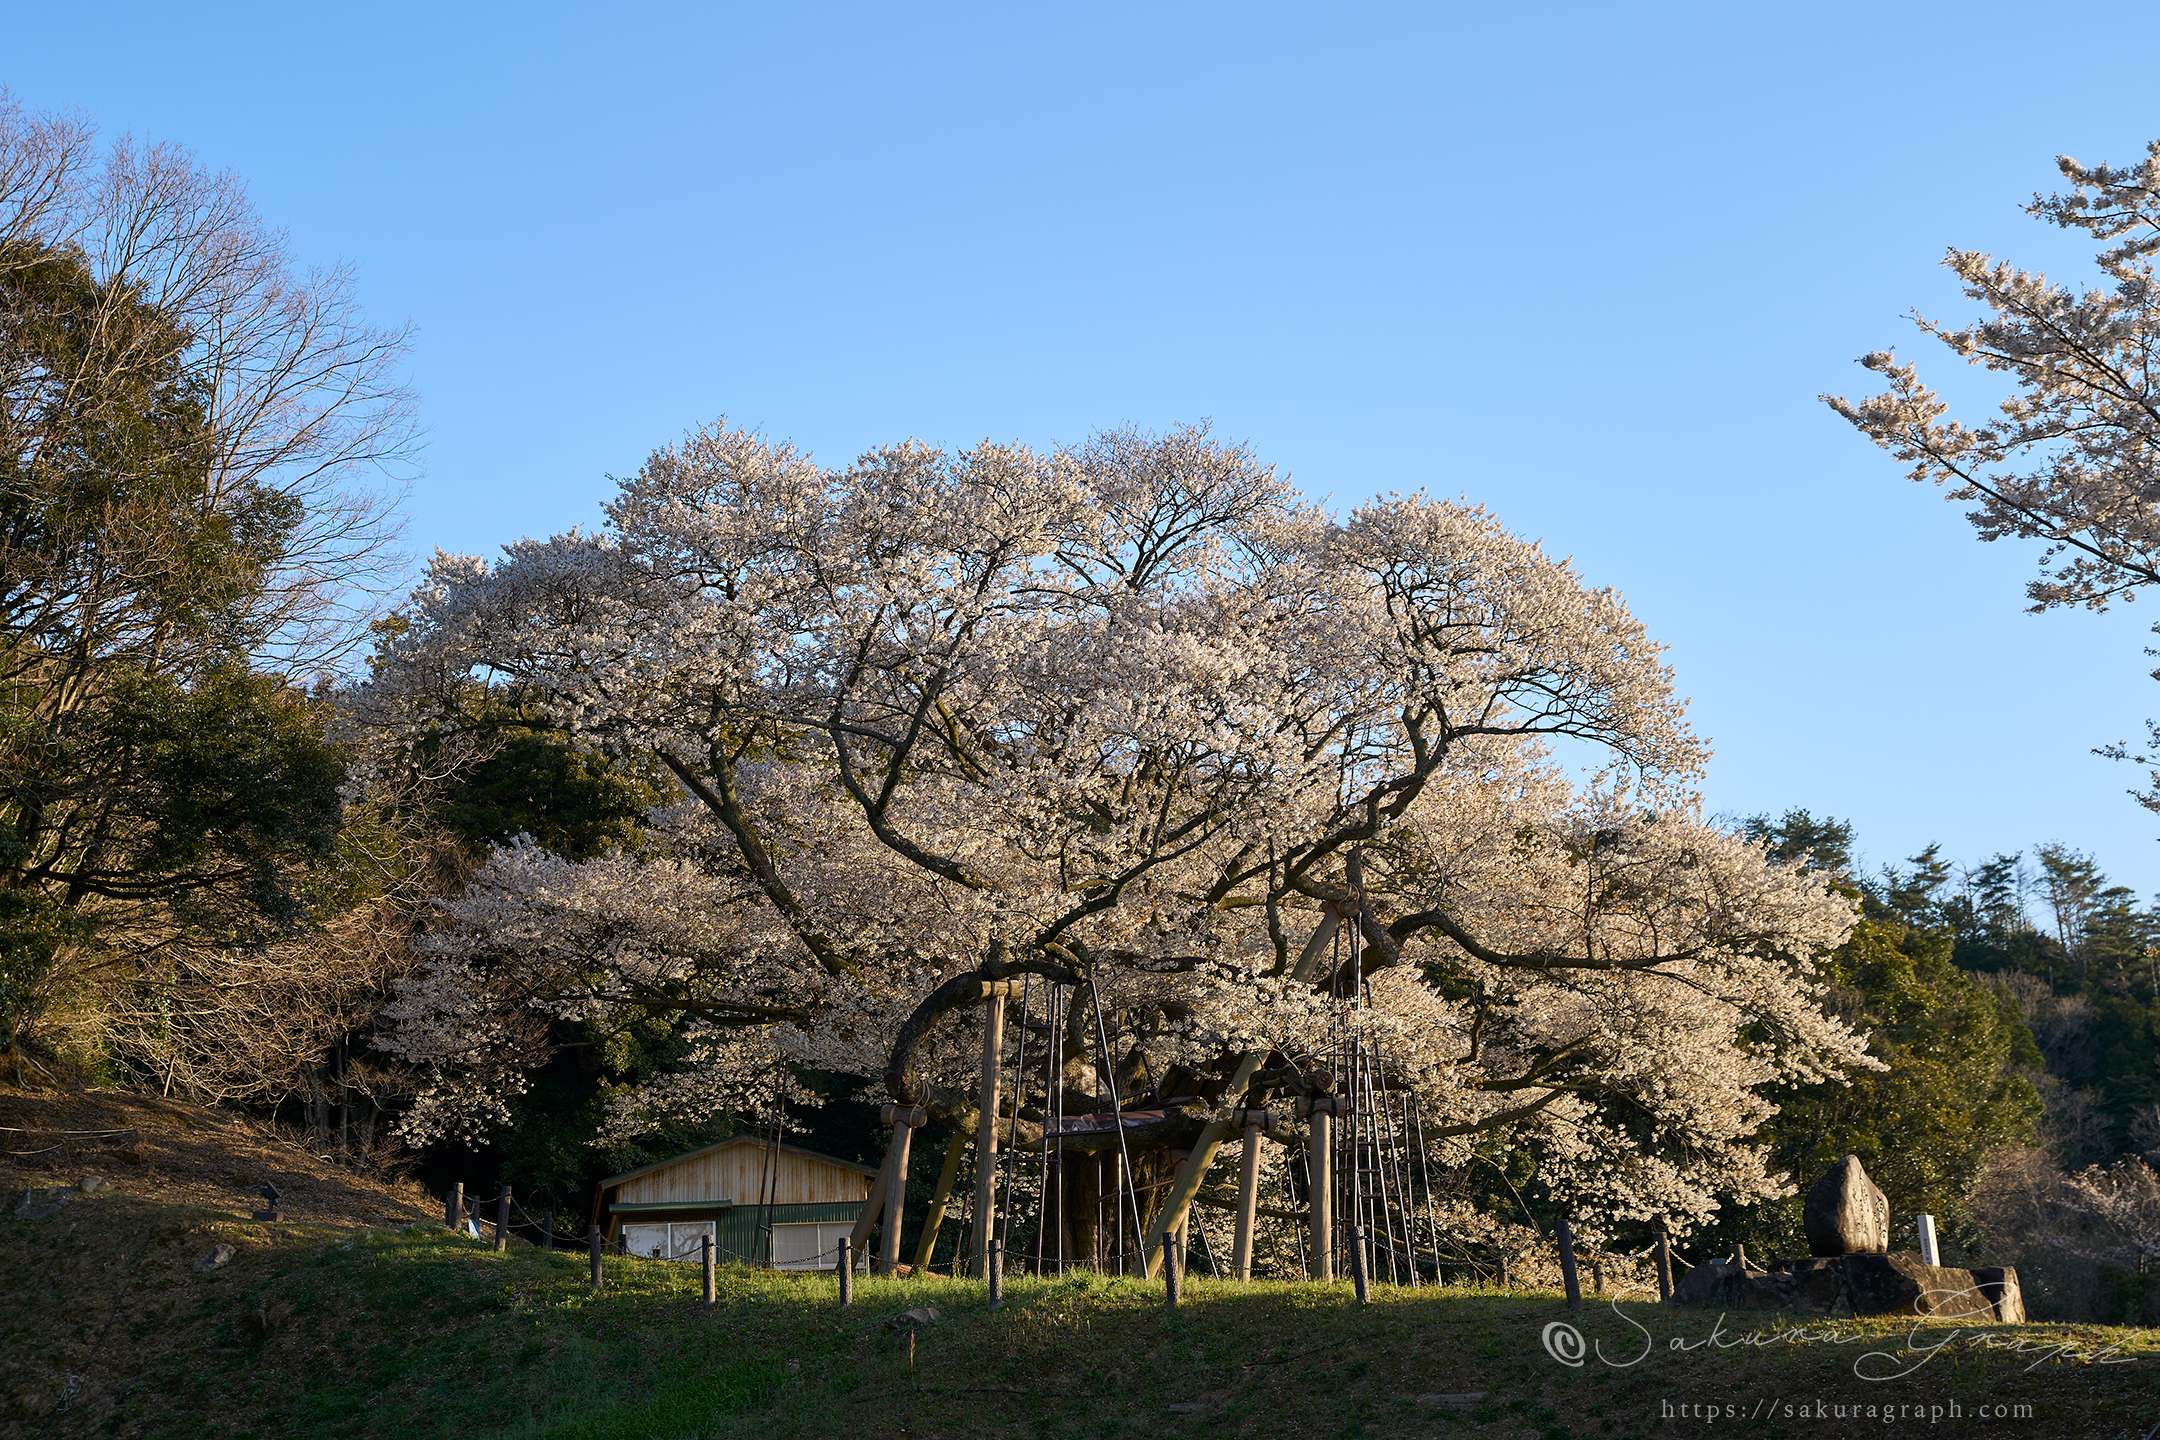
[[702, 1234, 716, 1307], [877, 1104, 926, 1276], [1555, 1208, 1582, 1312], [847, 1151, 892, 1260], [1350, 1223, 1369, 1305], [1163, 1231, 1181, 1308], [1308, 1104, 1334, 1281], [987, 1240, 1004, 1310], [1296, 1105, 1330, 1286], [1653, 1222, 1673, 1305], [970, 986, 1008, 1278], [913, 1130, 966, 1274], [1232, 1110, 1264, 1282], [447, 1181, 462, 1231], [838, 1238, 854, 1307], [588, 1225, 603, 1291], [1139, 908, 1342, 1277], [495, 1185, 511, 1252], [882, 1124, 913, 1277]]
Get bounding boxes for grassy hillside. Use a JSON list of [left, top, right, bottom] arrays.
[[6, 1087, 2160, 1439]]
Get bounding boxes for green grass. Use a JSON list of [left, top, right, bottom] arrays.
[[8, 1196, 2160, 1439]]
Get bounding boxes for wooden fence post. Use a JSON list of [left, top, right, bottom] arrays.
[[495, 1185, 511, 1252], [703, 1234, 716, 1307], [1162, 1231, 1181, 1308], [1232, 1108, 1263, 1282], [447, 1181, 462, 1230], [988, 1239, 1004, 1310], [838, 1238, 854, 1307], [1654, 1221, 1673, 1305], [588, 1225, 603, 1291], [1349, 1223, 1369, 1306], [1555, 1208, 1582, 1312]]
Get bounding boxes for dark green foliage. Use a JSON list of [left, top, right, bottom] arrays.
[[434, 726, 671, 862], [1935, 844, 2160, 1161], [1698, 813, 2045, 1261], [1717, 914, 2042, 1257], [1741, 808, 1854, 874], [0, 240, 303, 657], [102, 665, 344, 913], [0, 241, 348, 1055]]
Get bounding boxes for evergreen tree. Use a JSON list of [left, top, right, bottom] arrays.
[[0, 99, 412, 1081], [1704, 815, 2044, 1259]]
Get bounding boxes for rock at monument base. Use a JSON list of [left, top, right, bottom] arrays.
[[1672, 1252, 2021, 1321], [1672, 1258, 1741, 1307], [1841, 1252, 1996, 1320], [1804, 1153, 1889, 1256], [1674, 1257, 1842, 1314], [1968, 1266, 2026, 1324]]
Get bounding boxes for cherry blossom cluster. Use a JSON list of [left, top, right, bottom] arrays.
[[359, 421, 1866, 1227]]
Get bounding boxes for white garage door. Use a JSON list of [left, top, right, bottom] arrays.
[[770, 1221, 853, 1270], [621, 1220, 714, 1262]]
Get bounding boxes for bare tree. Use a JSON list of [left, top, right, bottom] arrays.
[[1, 90, 416, 679], [0, 91, 417, 1079]]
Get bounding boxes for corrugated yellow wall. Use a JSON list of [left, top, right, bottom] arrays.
[[618, 1143, 873, 1205]]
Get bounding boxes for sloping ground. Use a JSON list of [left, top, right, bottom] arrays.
[[0, 1082, 439, 1433], [0, 1084, 438, 1227], [4, 1085, 2159, 1440]]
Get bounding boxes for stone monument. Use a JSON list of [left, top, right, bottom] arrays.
[[1804, 1153, 1888, 1255], [1671, 1155, 2023, 1322]]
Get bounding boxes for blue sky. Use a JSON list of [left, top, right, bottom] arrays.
[[15, 2, 2160, 895]]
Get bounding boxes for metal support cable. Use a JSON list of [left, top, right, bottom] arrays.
[[1087, 980, 1144, 1277], [995, 973, 1030, 1259]]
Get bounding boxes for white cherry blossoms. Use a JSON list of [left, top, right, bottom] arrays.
[[360, 422, 1866, 1229]]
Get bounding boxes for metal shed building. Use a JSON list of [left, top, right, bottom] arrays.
[[592, 1135, 878, 1269]]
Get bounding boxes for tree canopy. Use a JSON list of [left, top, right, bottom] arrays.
[[361, 420, 1868, 1236]]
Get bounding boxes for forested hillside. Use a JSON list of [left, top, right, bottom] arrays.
[[1691, 812, 2159, 1321]]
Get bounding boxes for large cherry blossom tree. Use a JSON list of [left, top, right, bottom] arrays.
[[359, 422, 1867, 1251]]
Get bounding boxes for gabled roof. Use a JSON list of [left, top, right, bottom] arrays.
[[599, 1133, 881, 1189]]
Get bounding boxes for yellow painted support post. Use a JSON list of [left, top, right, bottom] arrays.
[[1307, 1102, 1334, 1281]]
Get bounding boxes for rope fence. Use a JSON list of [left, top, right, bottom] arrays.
[[434, 1170, 1690, 1316]]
